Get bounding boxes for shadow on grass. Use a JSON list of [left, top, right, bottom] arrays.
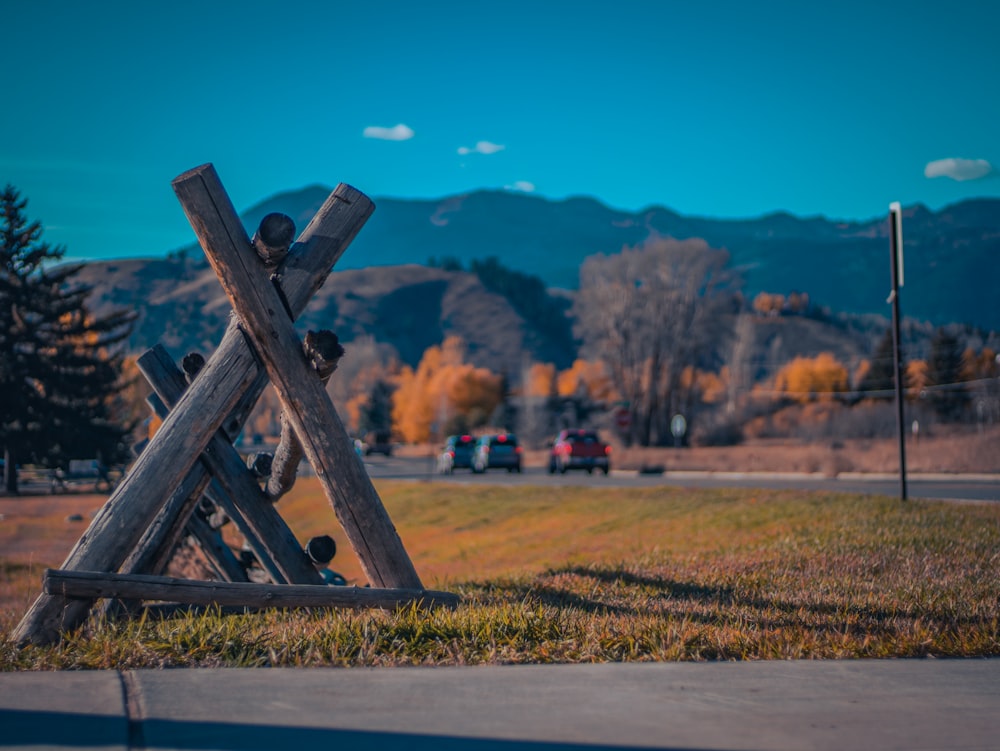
[[480, 563, 997, 637]]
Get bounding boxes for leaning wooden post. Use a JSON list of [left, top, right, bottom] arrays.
[[13, 179, 373, 646], [172, 164, 423, 590], [266, 331, 344, 502], [120, 363, 269, 580], [137, 346, 317, 585]]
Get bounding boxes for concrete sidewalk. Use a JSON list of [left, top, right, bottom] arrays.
[[1, 659, 998, 750]]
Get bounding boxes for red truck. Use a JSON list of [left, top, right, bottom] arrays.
[[548, 429, 611, 475]]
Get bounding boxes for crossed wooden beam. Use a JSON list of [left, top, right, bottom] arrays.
[[14, 164, 456, 646]]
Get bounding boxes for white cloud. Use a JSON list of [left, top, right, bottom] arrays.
[[457, 141, 505, 156], [924, 157, 993, 181], [363, 124, 414, 141], [504, 181, 535, 193]]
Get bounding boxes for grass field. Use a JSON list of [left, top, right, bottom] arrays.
[[2, 479, 999, 669]]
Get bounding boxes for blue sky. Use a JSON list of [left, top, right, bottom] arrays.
[[3, 0, 998, 261]]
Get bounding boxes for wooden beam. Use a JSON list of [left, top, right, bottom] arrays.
[[12, 174, 374, 646], [138, 345, 317, 585], [266, 330, 343, 502], [183, 512, 249, 583], [172, 163, 423, 591], [45, 569, 459, 611]]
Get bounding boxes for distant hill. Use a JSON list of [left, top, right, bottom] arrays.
[[209, 189, 997, 331], [73, 188, 997, 380], [74, 260, 576, 374]]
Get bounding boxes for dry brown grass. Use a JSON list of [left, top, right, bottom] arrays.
[[2, 481, 998, 669]]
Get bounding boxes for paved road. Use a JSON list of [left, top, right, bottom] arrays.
[[2, 660, 998, 750], [362, 455, 1000, 503]]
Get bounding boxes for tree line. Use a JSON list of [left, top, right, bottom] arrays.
[[0, 186, 135, 494], [4, 185, 997, 496]]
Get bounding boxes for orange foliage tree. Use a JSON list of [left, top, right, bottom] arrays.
[[774, 352, 848, 402], [556, 359, 618, 401], [392, 337, 503, 443], [905, 359, 929, 399], [752, 292, 785, 316], [525, 362, 557, 398]]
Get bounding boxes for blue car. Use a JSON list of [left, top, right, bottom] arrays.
[[472, 433, 522, 473], [438, 434, 478, 473]]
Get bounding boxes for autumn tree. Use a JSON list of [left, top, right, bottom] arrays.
[[573, 237, 738, 445], [752, 292, 785, 316], [392, 337, 503, 443], [556, 359, 617, 401], [0, 185, 135, 493], [774, 353, 849, 402]]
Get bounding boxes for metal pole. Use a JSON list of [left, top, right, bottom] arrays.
[[889, 202, 907, 501]]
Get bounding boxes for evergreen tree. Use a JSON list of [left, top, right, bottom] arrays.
[[359, 379, 395, 436], [0, 185, 135, 493], [860, 329, 897, 399], [925, 327, 967, 420]]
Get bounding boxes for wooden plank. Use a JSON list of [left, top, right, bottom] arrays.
[[138, 345, 315, 585], [172, 164, 423, 591], [45, 569, 459, 611], [12, 175, 374, 646]]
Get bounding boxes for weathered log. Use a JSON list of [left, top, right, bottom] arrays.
[[181, 352, 205, 382], [13, 176, 373, 646], [98, 462, 215, 621], [138, 344, 314, 586], [252, 212, 296, 266], [304, 535, 336, 565], [247, 452, 273, 479], [183, 511, 248, 583], [136, 365, 286, 584], [173, 164, 423, 591], [265, 330, 344, 502], [44, 569, 459, 611], [123, 445, 214, 577]]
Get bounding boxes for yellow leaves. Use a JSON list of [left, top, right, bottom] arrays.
[[962, 347, 998, 381], [556, 359, 618, 401], [753, 292, 785, 316], [391, 336, 503, 443], [774, 352, 848, 402], [752, 291, 809, 316], [525, 363, 556, 398], [906, 359, 929, 395]]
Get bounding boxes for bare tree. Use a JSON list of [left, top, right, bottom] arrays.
[[573, 237, 738, 446]]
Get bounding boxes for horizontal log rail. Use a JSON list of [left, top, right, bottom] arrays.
[[44, 569, 459, 611]]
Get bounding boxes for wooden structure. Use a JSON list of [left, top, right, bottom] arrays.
[[14, 164, 457, 646]]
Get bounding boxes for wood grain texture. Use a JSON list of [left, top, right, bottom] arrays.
[[13, 168, 374, 646], [139, 344, 319, 585], [45, 569, 459, 611], [172, 164, 423, 591]]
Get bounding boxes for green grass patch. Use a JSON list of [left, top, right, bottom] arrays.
[[3, 482, 999, 668]]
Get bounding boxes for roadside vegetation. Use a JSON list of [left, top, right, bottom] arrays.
[[2, 480, 999, 669]]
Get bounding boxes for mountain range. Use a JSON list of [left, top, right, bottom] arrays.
[[225, 187, 999, 330], [74, 189, 998, 375]]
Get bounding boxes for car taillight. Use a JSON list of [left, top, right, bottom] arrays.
[[605, 446, 612, 455], [515, 446, 523, 454], [447, 450, 454, 458]]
